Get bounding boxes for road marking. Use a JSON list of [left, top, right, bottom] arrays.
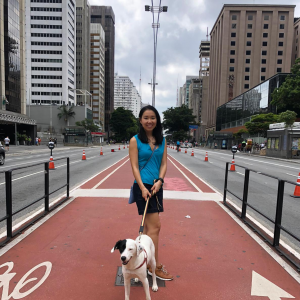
[[236, 172, 244, 176], [286, 173, 297, 177]]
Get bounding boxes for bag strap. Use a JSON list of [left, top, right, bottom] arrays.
[[140, 145, 157, 172]]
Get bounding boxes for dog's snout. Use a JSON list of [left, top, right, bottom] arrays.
[[121, 256, 126, 262]]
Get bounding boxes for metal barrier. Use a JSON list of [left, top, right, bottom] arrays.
[[0, 157, 70, 247], [224, 161, 300, 271]]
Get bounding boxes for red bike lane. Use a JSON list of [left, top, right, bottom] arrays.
[[0, 155, 299, 299]]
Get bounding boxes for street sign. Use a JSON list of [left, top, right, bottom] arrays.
[[48, 142, 55, 150], [189, 125, 198, 129], [231, 146, 238, 154]]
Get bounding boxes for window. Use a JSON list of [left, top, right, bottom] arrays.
[[246, 50, 251, 55], [247, 33, 252, 38], [231, 32, 236, 37], [264, 15, 269, 20], [229, 67, 234, 72], [245, 67, 250, 72], [262, 41, 267, 46], [278, 41, 283, 46], [261, 59, 266, 64], [232, 15, 237, 20], [280, 15, 285, 21], [261, 76, 265, 81], [245, 59, 250, 63], [230, 50, 235, 55], [247, 41, 251, 46], [232, 24, 236, 29], [248, 15, 253, 20], [244, 84, 249, 89], [230, 58, 235, 63], [261, 67, 266, 72], [264, 24, 269, 29], [231, 41, 236, 46], [262, 50, 267, 55], [280, 24, 284, 29], [248, 24, 252, 29], [278, 51, 283, 56], [279, 33, 284, 38], [245, 76, 249, 80], [263, 33, 268, 38], [277, 59, 282, 64], [277, 68, 282, 72]]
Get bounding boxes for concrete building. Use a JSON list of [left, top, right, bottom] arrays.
[[90, 23, 105, 128], [292, 17, 300, 65], [199, 40, 210, 77], [76, 0, 91, 106], [185, 76, 198, 108], [90, 6, 115, 136], [207, 4, 295, 132], [189, 79, 200, 142], [0, 0, 36, 144], [114, 74, 141, 118], [26, 0, 76, 106]]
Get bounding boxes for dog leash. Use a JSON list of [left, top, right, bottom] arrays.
[[139, 192, 153, 238]]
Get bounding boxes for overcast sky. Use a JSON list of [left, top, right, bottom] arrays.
[[89, 0, 300, 117]]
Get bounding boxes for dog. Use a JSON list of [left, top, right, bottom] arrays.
[[111, 234, 158, 300]]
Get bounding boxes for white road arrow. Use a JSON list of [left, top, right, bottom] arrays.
[[251, 271, 295, 300]]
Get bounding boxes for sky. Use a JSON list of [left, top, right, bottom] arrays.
[[89, 0, 300, 118]]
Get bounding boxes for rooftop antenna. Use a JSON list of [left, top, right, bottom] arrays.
[[206, 27, 209, 41]]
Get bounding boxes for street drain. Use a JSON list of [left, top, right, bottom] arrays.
[[115, 267, 165, 287]]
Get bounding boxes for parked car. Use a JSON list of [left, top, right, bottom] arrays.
[[187, 143, 193, 148], [180, 143, 188, 148], [0, 144, 5, 165]]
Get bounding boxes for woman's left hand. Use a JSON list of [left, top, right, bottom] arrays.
[[151, 180, 162, 194]]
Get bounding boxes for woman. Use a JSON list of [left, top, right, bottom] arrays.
[[129, 105, 173, 281]]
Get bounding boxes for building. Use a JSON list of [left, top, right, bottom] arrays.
[[91, 6, 115, 136], [199, 40, 210, 77], [90, 23, 105, 128], [0, 0, 36, 144], [207, 4, 295, 133], [185, 76, 198, 108], [76, 0, 91, 107], [292, 17, 300, 65], [26, 0, 76, 106], [114, 74, 141, 118], [189, 79, 200, 141]]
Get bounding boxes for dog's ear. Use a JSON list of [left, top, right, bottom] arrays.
[[135, 241, 144, 256], [111, 240, 123, 253]]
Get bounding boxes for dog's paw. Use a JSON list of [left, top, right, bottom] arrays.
[[152, 285, 158, 292], [134, 278, 139, 283]]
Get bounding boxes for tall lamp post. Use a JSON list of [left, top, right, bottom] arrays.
[[145, 2, 168, 107]]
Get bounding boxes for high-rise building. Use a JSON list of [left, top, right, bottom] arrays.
[[185, 76, 198, 108], [90, 6, 115, 135], [199, 40, 210, 77], [207, 4, 295, 132], [90, 23, 105, 128], [292, 17, 300, 65], [76, 0, 91, 106], [114, 74, 141, 118], [26, 0, 76, 106], [189, 79, 200, 141]]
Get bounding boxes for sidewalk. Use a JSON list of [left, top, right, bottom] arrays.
[[0, 155, 299, 299]]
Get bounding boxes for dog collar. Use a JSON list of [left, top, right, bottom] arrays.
[[134, 249, 147, 270]]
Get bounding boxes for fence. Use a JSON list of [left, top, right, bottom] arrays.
[[0, 157, 69, 247], [223, 161, 300, 271]]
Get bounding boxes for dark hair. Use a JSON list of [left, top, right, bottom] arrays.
[[138, 105, 163, 145]]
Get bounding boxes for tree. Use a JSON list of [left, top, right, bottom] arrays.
[[245, 113, 278, 137], [75, 119, 100, 132], [163, 105, 197, 141], [233, 128, 248, 140], [110, 107, 138, 142], [57, 105, 75, 126], [271, 58, 300, 110]]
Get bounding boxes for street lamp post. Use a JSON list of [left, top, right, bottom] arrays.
[[145, 2, 168, 107]]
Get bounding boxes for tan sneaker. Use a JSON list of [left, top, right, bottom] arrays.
[[148, 264, 173, 281]]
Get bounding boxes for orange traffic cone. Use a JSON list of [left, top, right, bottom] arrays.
[[229, 159, 236, 171], [100, 147, 103, 155], [191, 149, 194, 157], [82, 150, 86, 160], [291, 172, 300, 198], [118, 145, 121, 150], [123, 145, 125, 149], [179, 148, 181, 152], [204, 152, 208, 162], [49, 156, 55, 169], [185, 149, 187, 154]]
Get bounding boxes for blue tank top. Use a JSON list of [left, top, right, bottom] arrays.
[[134, 134, 165, 185]]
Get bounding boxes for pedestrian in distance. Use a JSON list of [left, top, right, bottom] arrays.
[[35, 137, 39, 146], [4, 136, 10, 151], [176, 140, 180, 152], [38, 137, 41, 146], [129, 105, 173, 281]]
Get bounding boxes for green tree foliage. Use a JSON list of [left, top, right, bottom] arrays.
[[245, 113, 278, 137], [278, 110, 297, 129], [110, 107, 138, 142], [163, 105, 197, 141], [75, 119, 100, 132], [271, 58, 300, 110], [57, 105, 75, 126], [233, 128, 248, 140]]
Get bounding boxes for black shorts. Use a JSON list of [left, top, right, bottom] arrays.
[[133, 182, 164, 215]]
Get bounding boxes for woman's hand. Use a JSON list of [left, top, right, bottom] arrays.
[[151, 180, 162, 195], [141, 186, 152, 201]]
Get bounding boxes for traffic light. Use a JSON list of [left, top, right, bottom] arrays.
[[145, 5, 150, 11]]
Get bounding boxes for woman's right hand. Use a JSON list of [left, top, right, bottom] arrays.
[[141, 186, 152, 201]]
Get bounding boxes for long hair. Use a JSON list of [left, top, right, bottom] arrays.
[[138, 105, 163, 145]]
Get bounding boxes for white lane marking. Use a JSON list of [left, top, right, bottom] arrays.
[[236, 172, 245, 176], [243, 162, 253, 165], [286, 173, 297, 177], [91, 158, 130, 189]]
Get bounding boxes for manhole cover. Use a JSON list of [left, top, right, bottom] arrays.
[[115, 267, 165, 287]]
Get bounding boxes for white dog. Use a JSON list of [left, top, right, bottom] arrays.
[[111, 234, 158, 300]]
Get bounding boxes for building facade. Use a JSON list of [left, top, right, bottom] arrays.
[[199, 40, 210, 77], [90, 23, 105, 128], [26, 0, 76, 106], [185, 76, 198, 108], [292, 17, 300, 65], [189, 79, 200, 141], [208, 4, 295, 132], [90, 6, 115, 135], [114, 74, 141, 118]]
